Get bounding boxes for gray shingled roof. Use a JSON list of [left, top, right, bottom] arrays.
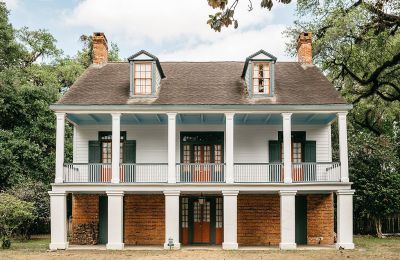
[[58, 61, 346, 105]]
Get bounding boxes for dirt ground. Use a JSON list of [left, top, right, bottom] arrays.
[[1, 236, 399, 260]]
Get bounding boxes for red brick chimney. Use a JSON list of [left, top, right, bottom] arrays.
[[297, 32, 312, 64], [92, 32, 108, 65]]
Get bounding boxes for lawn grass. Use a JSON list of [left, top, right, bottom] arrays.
[[0, 235, 399, 259], [7, 238, 50, 251]]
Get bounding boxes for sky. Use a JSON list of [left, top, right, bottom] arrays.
[[3, 0, 298, 62]]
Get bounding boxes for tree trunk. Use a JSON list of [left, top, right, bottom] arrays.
[[374, 217, 383, 238]]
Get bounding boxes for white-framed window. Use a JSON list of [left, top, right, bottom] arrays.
[[253, 62, 271, 95], [134, 63, 152, 95]]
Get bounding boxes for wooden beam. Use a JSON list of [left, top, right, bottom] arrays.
[[243, 114, 249, 124], [88, 114, 101, 123], [264, 114, 272, 124], [132, 114, 141, 123], [156, 114, 162, 124], [306, 114, 317, 123]]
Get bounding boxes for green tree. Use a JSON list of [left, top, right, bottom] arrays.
[[285, 0, 400, 236], [0, 193, 35, 249], [206, 0, 292, 31]]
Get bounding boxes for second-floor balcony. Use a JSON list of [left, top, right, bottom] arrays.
[[63, 162, 341, 184]]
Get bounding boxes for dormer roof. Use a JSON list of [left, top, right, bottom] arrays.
[[241, 50, 277, 78], [127, 50, 166, 78]]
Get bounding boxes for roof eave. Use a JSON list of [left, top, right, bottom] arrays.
[[50, 103, 353, 112]]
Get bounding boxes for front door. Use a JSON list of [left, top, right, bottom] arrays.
[[192, 198, 211, 244]]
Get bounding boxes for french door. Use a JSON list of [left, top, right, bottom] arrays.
[[192, 199, 211, 243], [181, 197, 223, 245]]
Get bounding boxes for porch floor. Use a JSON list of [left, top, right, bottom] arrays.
[[67, 244, 336, 251]]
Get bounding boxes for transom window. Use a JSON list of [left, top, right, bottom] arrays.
[[253, 63, 271, 95], [134, 63, 152, 95]]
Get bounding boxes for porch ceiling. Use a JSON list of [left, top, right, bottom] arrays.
[[66, 113, 337, 126]]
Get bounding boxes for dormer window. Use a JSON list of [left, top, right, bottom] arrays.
[[242, 50, 277, 97], [127, 50, 166, 97], [253, 62, 271, 95], [134, 63, 152, 95]]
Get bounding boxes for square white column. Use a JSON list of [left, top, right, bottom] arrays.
[[222, 190, 239, 250], [279, 190, 296, 250], [225, 113, 235, 183], [55, 113, 65, 184], [167, 113, 177, 183], [336, 190, 355, 249], [111, 113, 121, 183], [338, 112, 349, 182], [282, 113, 292, 183], [49, 191, 68, 250], [164, 190, 180, 249], [106, 191, 124, 250]]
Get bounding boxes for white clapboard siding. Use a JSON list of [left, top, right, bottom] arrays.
[[73, 124, 332, 163]]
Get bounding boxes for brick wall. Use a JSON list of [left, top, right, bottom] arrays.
[[307, 193, 334, 245], [237, 194, 280, 246], [124, 194, 165, 245], [70, 194, 99, 245]]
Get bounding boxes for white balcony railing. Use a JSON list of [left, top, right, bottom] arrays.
[[63, 163, 167, 183], [63, 162, 341, 183], [63, 163, 111, 183], [176, 163, 226, 183], [292, 162, 341, 182], [120, 163, 168, 183], [234, 163, 283, 183]]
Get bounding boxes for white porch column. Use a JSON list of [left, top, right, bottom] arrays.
[[49, 191, 68, 250], [336, 190, 355, 249], [279, 190, 296, 250], [167, 113, 177, 183], [106, 191, 124, 250], [55, 113, 65, 184], [222, 190, 239, 250], [111, 113, 121, 183], [225, 113, 235, 183], [164, 190, 180, 249], [282, 113, 292, 183], [338, 112, 349, 182]]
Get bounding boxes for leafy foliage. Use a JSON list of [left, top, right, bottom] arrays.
[[0, 193, 35, 249], [8, 181, 51, 237], [285, 0, 400, 236], [0, 1, 122, 239], [207, 0, 292, 31]]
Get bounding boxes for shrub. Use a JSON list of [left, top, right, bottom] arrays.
[[0, 193, 35, 249], [8, 180, 50, 237]]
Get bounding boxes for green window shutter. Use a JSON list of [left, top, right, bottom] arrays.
[[271, 62, 275, 96], [304, 141, 316, 162], [304, 141, 316, 181], [269, 140, 281, 162], [123, 140, 136, 163], [88, 141, 101, 163], [123, 140, 136, 183], [88, 141, 101, 182]]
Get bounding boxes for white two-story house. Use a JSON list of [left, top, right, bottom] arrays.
[[48, 32, 355, 250]]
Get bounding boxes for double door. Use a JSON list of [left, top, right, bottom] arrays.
[[182, 144, 223, 182], [192, 198, 211, 243], [181, 197, 223, 245]]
